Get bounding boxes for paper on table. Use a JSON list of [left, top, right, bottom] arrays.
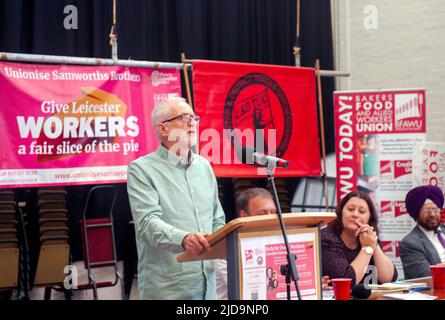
[[382, 291, 437, 300]]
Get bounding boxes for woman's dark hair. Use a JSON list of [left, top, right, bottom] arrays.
[[329, 190, 379, 236]]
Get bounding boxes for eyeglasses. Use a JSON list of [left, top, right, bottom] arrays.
[[161, 114, 201, 124], [421, 207, 441, 214]]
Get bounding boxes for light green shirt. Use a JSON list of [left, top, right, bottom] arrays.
[[127, 145, 226, 300]]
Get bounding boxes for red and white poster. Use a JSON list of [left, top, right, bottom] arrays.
[[412, 141, 445, 223], [334, 89, 426, 278], [239, 230, 319, 300], [0, 62, 181, 188], [192, 60, 321, 177]]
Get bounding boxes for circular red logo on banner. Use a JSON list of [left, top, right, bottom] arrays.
[[224, 73, 292, 157]]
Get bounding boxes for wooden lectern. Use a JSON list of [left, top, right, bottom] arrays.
[[177, 212, 336, 300]]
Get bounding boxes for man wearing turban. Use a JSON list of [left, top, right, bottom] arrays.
[[399, 185, 445, 279]]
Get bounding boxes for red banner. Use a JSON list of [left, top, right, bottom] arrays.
[[192, 60, 321, 177]]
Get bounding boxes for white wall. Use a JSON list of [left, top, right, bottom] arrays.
[[333, 0, 445, 142]]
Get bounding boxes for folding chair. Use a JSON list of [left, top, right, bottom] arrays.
[[0, 202, 27, 298], [0, 240, 19, 289], [78, 185, 124, 299], [0, 202, 16, 212], [15, 204, 31, 300], [233, 178, 256, 201], [290, 177, 337, 212], [37, 200, 68, 211], [32, 189, 70, 300], [37, 190, 67, 202], [34, 222, 70, 292], [39, 187, 66, 192], [0, 190, 15, 202], [39, 209, 69, 218], [39, 217, 68, 227], [34, 234, 70, 289], [0, 212, 16, 223]]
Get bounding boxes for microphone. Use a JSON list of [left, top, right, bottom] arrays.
[[350, 284, 372, 299], [236, 145, 289, 168]]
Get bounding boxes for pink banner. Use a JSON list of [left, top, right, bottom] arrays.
[[0, 62, 181, 188]]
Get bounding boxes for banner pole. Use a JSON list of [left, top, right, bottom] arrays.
[[0, 53, 349, 78], [181, 53, 193, 106], [293, 0, 301, 67], [315, 59, 330, 211], [109, 0, 118, 61], [0, 52, 184, 69]]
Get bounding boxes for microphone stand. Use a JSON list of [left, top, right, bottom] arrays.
[[266, 162, 302, 300]]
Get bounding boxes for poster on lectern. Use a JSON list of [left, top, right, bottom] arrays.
[[238, 228, 321, 300], [334, 88, 426, 278]]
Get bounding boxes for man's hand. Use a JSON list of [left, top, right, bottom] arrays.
[[182, 233, 212, 255]]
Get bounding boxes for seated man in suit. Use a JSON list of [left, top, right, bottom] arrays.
[[399, 185, 445, 279]]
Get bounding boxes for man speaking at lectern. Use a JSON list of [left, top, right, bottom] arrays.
[[127, 97, 226, 299]]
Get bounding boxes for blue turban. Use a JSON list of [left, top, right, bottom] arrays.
[[405, 185, 444, 220]]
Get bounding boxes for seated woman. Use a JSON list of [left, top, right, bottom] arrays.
[[322, 190, 397, 286]]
